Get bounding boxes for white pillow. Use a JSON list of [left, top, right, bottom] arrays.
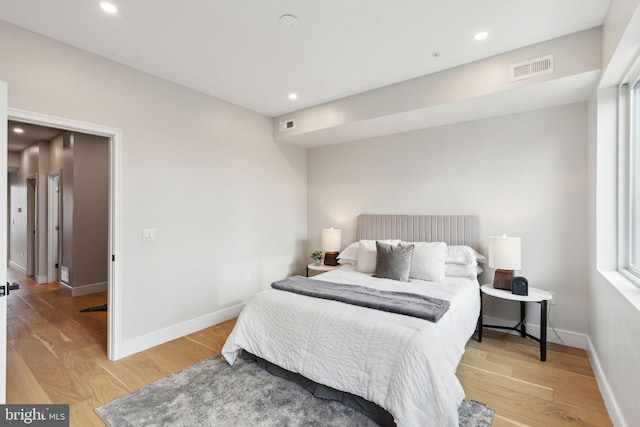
[[337, 242, 359, 265], [445, 263, 483, 278], [356, 239, 401, 274], [446, 245, 487, 265], [405, 242, 447, 282]]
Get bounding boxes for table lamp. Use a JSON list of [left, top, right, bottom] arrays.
[[322, 228, 341, 266], [488, 235, 521, 290]]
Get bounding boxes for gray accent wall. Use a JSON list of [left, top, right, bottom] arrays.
[[8, 131, 109, 291], [72, 134, 109, 290], [47, 132, 110, 291]]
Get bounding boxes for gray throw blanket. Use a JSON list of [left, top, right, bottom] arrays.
[[271, 275, 450, 322]]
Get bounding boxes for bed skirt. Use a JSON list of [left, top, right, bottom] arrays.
[[242, 351, 396, 426]]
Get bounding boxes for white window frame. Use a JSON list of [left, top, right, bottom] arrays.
[[620, 60, 640, 285]]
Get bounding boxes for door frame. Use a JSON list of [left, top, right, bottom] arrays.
[[7, 108, 123, 361], [1, 81, 8, 403], [47, 170, 61, 284]]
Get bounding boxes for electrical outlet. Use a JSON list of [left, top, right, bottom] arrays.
[[549, 291, 556, 305]]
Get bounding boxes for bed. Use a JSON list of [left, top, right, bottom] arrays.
[[222, 215, 482, 426]]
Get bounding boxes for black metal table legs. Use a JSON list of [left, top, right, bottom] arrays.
[[478, 292, 547, 361]]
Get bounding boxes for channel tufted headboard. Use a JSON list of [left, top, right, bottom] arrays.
[[356, 215, 479, 250]]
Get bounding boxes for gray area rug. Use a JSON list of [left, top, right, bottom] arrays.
[[95, 355, 494, 427]]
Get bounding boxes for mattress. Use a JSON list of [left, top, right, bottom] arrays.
[[222, 265, 480, 426]]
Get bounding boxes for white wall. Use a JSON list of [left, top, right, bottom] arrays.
[[8, 144, 40, 269], [275, 28, 601, 147], [588, 0, 640, 425], [308, 103, 589, 340], [0, 21, 307, 355], [9, 140, 51, 284]]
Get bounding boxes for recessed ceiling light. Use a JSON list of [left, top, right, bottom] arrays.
[[99, 2, 118, 14], [474, 31, 488, 41], [288, 93, 298, 100], [13, 127, 24, 134]]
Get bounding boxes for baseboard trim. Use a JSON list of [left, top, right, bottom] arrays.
[[118, 303, 245, 360], [59, 281, 108, 297], [586, 336, 626, 427], [35, 275, 48, 284], [481, 315, 587, 350], [8, 261, 26, 272]]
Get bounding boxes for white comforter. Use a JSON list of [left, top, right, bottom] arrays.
[[222, 266, 480, 427]]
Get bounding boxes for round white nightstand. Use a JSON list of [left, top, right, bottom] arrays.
[[479, 284, 552, 361], [306, 263, 343, 277]]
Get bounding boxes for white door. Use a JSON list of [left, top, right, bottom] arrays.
[[1, 81, 9, 403]]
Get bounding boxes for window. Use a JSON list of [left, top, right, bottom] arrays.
[[631, 79, 640, 274], [621, 64, 640, 282]]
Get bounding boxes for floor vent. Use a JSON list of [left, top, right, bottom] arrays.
[[61, 266, 70, 283], [510, 55, 554, 81]]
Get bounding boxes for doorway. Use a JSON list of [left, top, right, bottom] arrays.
[[26, 176, 36, 278], [6, 109, 123, 360]]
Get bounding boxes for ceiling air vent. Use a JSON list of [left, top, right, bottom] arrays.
[[62, 132, 72, 150], [510, 55, 554, 82], [278, 119, 295, 132]]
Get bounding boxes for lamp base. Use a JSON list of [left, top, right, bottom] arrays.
[[493, 269, 514, 290], [324, 251, 339, 266]]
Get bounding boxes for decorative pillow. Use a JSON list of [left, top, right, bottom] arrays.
[[405, 242, 447, 282], [375, 242, 414, 282], [445, 263, 483, 278], [337, 242, 359, 265], [356, 239, 401, 273], [446, 245, 487, 265], [356, 240, 378, 273]]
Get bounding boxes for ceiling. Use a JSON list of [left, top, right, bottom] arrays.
[[0, 0, 611, 118], [7, 121, 65, 153]]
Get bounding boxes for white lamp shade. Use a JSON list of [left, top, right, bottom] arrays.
[[322, 228, 342, 252], [488, 235, 521, 270]]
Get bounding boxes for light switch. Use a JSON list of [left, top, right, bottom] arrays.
[[142, 228, 157, 241]]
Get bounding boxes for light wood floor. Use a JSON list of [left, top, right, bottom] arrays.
[[6, 265, 611, 427], [6, 266, 236, 426], [459, 332, 611, 426]]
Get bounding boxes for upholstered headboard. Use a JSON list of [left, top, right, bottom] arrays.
[[356, 215, 479, 249]]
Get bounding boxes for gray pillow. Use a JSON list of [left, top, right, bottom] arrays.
[[375, 241, 414, 282]]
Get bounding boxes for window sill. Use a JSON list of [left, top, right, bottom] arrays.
[[598, 269, 640, 312]]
